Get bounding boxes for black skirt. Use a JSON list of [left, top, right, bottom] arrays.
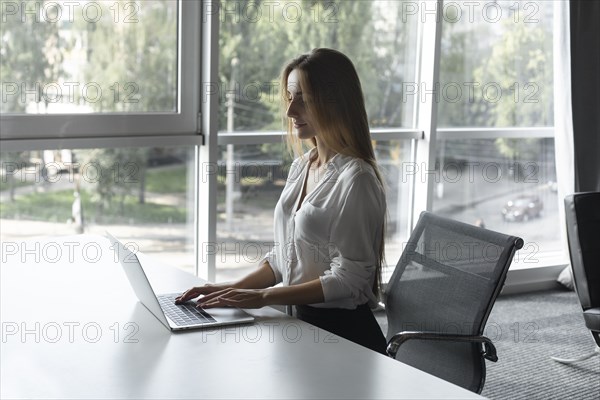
[[295, 303, 387, 355]]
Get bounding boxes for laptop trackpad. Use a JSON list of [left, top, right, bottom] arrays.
[[209, 307, 254, 323]]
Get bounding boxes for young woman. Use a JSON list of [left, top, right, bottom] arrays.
[[176, 48, 387, 354]]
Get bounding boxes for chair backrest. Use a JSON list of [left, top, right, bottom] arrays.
[[385, 211, 523, 393], [564, 192, 600, 312]]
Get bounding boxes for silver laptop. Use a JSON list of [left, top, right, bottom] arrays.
[[106, 232, 255, 331]]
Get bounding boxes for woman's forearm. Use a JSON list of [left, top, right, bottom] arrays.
[[263, 279, 325, 306], [231, 261, 277, 290]]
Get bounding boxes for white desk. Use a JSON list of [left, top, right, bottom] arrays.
[[1, 235, 482, 399]]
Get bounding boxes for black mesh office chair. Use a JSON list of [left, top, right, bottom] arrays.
[[551, 192, 600, 363], [384, 211, 524, 394]]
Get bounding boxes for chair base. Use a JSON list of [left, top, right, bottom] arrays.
[[550, 346, 600, 364]]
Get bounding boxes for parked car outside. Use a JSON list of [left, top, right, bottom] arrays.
[[502, 195, 543, 222]]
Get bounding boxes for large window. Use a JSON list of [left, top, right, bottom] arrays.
[[433, 0, 559, 267], [1, 0, 568, 285], [215, 0, 421, 281], [1, 0, 199, 139], [0, 147, 196, 273], [437, 1, 553, 128], [216, 0, 419, 132], [1, 0, 178, 114], [215, 143, 287, 282], [1, 0, 200, 274]]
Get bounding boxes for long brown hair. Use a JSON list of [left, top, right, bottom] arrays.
[[280, 48, 387, 299]]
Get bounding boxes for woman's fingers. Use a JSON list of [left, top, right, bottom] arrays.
[[174, 288, 195, 304], [175, 287, 204, 304], [175, 284, 229, 304]]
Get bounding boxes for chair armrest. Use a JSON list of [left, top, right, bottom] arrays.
[[386, 331, 498, 362]]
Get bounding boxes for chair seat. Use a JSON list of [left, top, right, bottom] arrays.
[[583, 308, 600, 332]]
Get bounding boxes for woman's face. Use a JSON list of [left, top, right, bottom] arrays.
[[286, 69, 316, 140]]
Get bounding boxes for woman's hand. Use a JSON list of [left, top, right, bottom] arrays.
[[179, 279, 324, 309], [174, 283, 228, 305], [195, 288, 268, 309], [175, 262, 277, 306]]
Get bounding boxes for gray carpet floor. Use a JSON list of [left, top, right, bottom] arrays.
[[376, 289, 600, 399]]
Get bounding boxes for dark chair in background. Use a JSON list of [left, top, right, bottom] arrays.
[[384, 211, 523, 394], [551, 192, 600, 363]]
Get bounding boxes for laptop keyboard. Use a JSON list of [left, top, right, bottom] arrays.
[[158, 294, 216, 326]]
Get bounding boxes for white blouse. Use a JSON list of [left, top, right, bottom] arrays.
[[261, 148, 386, 309]]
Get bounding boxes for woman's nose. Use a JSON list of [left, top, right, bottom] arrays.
[[286, 101, 297, 118]]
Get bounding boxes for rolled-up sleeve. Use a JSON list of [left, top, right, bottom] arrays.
[[319, 172, 385, 304], [259, 249, 282, 285]]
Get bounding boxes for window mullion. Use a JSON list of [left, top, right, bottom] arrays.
[[411, 0, 444, 230], [196, 0, 219, 281]]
